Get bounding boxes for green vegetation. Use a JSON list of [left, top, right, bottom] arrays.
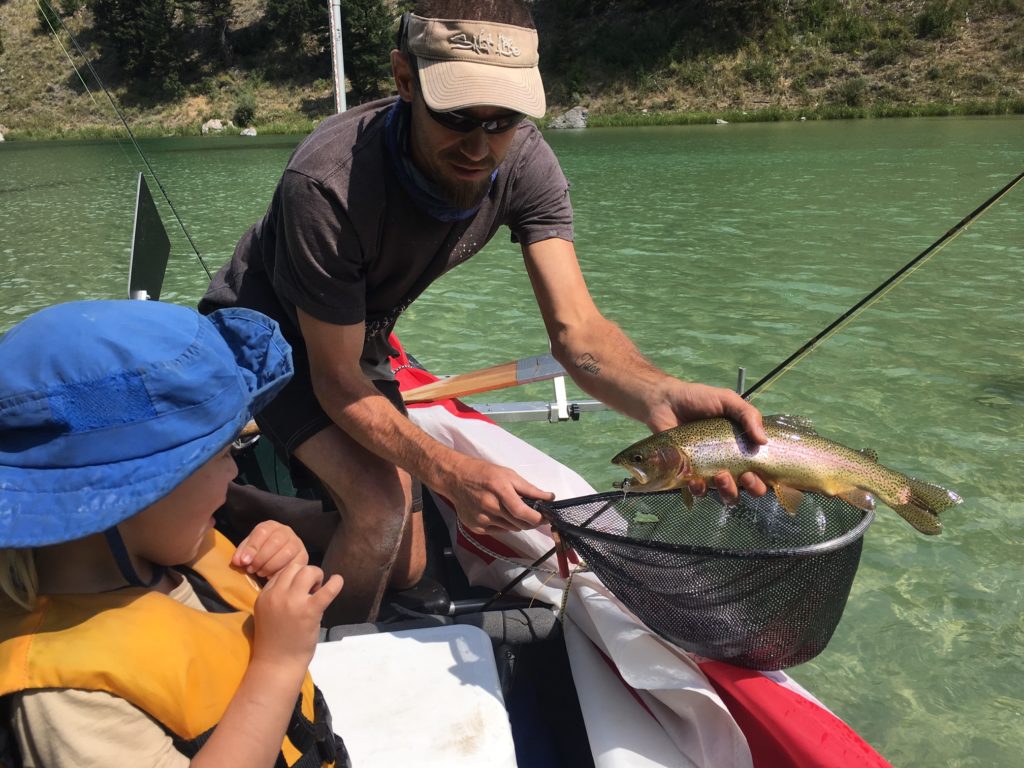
[[0, 0, 1022, 139], [535, 0, 1024, 120], [583, 98, 1024, 128]]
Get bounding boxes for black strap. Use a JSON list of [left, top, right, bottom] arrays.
[[103, 526, 166, 588], [0, 695, 23, 768], [175, 566, 237, 614]]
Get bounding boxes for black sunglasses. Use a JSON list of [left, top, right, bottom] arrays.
[[424, 104, 526, 135]]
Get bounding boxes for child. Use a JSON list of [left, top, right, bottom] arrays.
[[0, 300, 347, 767]]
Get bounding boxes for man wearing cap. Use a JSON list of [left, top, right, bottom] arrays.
[[201, 0, 767, 624]]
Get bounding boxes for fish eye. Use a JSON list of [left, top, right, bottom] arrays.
[[632, 454, 643, 463]]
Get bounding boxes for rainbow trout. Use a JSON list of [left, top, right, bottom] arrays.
[[611, 415, 961, 535]]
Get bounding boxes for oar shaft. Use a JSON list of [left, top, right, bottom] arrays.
[[402, 353, 565, 404]]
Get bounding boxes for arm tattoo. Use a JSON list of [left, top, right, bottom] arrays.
[[574, 352, 601, 375]]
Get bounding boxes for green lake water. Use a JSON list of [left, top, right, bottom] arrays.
[[1, 116, 1022, 765]]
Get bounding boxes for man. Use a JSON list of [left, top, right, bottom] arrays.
[[201, 0, 767, 624]]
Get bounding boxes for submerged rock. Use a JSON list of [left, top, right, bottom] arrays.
[[547, 106, 588, 129]]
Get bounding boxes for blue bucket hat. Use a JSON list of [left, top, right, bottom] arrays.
[[0, 300, 293, 548]]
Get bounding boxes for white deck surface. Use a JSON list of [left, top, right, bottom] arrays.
[[310, 624, 518, 767]]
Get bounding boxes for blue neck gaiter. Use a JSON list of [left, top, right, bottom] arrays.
[[384, 99, 497, 223]]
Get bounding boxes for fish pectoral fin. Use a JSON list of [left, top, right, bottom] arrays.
[[836, 488, 877, 511], [772, 483, 805, 516], [679, 486, 695, 510]]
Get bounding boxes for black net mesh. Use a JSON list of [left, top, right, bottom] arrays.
[[542, 489, 873, 670]]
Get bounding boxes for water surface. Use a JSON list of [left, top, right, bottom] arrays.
[[1, 116, 1022, 766]]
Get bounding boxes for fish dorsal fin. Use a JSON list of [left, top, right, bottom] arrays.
[[764, 414, 819, 436], [857, 447, 879, 462]]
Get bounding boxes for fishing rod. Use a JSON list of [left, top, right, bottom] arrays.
[[484, 168, 1024, 610], [36, 0, 213, 280], [742, 167, 1024, 401]]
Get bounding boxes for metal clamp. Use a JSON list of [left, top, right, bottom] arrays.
[[548, 375, 570, 422]]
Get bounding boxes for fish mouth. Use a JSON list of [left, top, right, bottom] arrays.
[[612, 466, 647, 489], [626, 467, 648, 485]]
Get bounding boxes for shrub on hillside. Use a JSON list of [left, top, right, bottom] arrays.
[[915, 1, 963, 39], [36, 2, 61, 32], [829, 76, 868, 107], [233, 90, 257, 127]]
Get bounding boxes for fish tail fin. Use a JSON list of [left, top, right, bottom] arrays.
[[892, 478, 962, 535]]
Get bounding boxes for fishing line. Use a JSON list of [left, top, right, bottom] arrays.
[[743, 167, 1024, 401], [36, 0, 213, 280]]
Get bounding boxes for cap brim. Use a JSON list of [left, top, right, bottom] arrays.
[[417, 57, 546, 118]]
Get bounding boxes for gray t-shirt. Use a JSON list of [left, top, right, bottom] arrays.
[[202, 97, 574, 379]]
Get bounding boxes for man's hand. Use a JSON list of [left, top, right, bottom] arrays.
[[438, 456, 553, 535], [647, 380, 769, 503], [232, 520, 309, 578]]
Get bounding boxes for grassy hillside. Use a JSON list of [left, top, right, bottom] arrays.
[[1, 0, 1023, 139], [535, 0, 1024, 125]]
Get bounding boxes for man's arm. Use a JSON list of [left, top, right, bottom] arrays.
[[296, 308, 552, 532], [522, 238, 768, 499]]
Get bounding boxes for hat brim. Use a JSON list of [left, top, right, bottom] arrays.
[[417, 57, 546, 118], [0, 415, 244, 548]]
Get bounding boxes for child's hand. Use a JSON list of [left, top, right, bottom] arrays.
[[232, 520, 308, 578], [253, 563, 343, 668]]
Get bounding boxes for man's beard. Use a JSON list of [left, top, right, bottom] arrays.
[[434, 168, 493, 210]]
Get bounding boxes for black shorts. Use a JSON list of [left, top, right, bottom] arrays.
[[255, 341, 422, 512]]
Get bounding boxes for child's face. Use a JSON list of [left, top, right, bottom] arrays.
[[121, 445, 238, 566]]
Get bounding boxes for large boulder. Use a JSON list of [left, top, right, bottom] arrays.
[[201, 118, 233, 135], [547, 106, 588, 130]]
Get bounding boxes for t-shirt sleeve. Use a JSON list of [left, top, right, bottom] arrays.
[[507, 132, 575, 245], [12, 688, 189, 768], [269, 169, 367, 326]]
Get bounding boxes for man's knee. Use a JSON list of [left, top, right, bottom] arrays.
[[294, 425, 413, 533]]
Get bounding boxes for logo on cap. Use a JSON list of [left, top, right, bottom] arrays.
[[448, 29, 521, 57]]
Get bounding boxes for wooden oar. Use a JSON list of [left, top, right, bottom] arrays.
[[235, 353, 568, 438], [401, 352, 566, 404]]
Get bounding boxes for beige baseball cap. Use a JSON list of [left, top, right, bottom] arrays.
[[405, 13, 546, 118]]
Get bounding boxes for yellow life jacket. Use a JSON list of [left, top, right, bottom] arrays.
[[0, 530, 346, 767]]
